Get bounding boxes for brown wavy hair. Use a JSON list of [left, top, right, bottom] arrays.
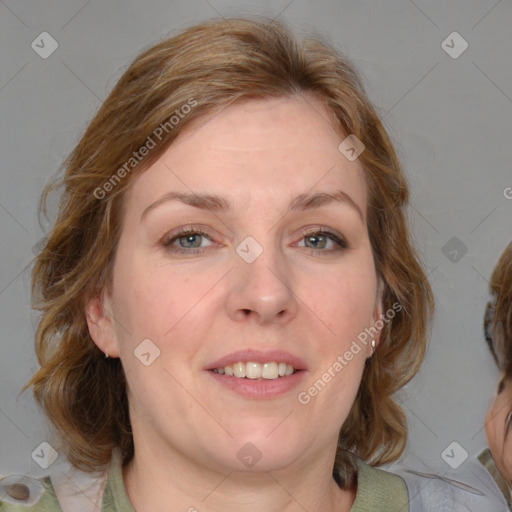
[[22, 16, 434, 488], [484, 242, 512, 379]]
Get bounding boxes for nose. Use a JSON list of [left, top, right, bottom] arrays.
[[225, 239, 299, 326]]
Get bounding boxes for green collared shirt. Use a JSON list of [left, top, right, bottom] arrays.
[[0, 448, 408, 511]]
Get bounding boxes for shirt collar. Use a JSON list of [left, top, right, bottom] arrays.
[[104, 448, 408, 512]]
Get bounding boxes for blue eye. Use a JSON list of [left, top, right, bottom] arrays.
[[299, 229, 348, 253], [161, 226, 348, 255], [162, 228, 214, 254]]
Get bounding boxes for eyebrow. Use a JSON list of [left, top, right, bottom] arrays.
[[140, 190, 365, 223]]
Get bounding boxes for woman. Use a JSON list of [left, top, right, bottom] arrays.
[[0, 17, 435, 511]]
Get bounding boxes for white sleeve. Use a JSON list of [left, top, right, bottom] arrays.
[[397, 460, 509, 512], [49, 458, 108, 512]]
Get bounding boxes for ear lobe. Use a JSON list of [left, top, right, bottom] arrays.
[[85, 292, 120, 357]]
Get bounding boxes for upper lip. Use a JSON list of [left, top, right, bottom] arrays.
[[205, 349, 308, 371]]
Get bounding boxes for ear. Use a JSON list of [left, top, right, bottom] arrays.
[[85, 290, 120, 358]]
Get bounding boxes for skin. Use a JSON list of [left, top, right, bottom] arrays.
[[87, 94, 383, 512], [485, 376, 512, 485]]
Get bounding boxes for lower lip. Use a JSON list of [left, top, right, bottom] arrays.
[[206, 370, 307, 399]]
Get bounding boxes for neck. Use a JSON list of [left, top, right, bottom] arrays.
[[122, 443, 357, 512]]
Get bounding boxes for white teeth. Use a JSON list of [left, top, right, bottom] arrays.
[[262, 362, 278, 379], [212, 361, 296, 380], [233, 362, 246, 378], [246, 362, 262, 379]]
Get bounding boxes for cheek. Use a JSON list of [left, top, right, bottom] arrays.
[[309, 267, 377, 345], [111, 275, 169, 341], [110, 255, 223, 381], [505, 433, 512, 462], [298, 263, 377, 420], [110, 250, 201, 337]]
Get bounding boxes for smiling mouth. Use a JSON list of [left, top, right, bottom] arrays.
[[210, 361, 300, 380]]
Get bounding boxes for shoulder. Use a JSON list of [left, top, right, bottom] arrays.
[[1, 457, 108, 512], [0, 474, 61, 511], [478, 447, 512, 507], [351, 457, 409, 512], [395, 453, 510, 512]]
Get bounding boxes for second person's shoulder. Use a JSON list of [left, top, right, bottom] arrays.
[[0, 473, 61, 511], [396, 456, 509, 512]]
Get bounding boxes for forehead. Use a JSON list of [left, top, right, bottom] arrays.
[[124, 95, 367, 217]]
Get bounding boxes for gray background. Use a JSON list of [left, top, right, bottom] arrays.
[[1, 0, 511, 480]]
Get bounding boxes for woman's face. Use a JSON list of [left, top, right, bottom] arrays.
[[88, 95, 382, 473]]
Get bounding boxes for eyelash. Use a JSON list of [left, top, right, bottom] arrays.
[[161, 226, 348, 256]]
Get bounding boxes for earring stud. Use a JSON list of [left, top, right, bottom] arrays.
[[371, 339, 376, 355]]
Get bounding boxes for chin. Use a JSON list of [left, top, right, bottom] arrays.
[[202, 430, 305, 473]]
